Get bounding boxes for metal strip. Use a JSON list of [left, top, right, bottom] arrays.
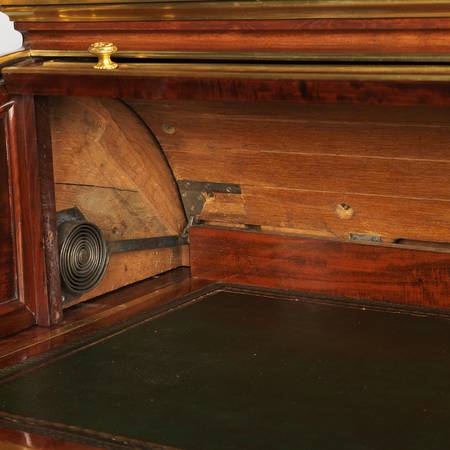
[[177, 180, 241, 219], [55, 207, 85, 228], [108, 236, 187, 253], [0, 50, 30, 66], [7, 61, 450, 82], [28, 50, 450, 63]]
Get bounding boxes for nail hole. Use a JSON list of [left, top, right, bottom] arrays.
[[162, 124, 176, 135], [336, 203, 354, 220]]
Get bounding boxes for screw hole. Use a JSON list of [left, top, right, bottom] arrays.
[[336, 203, 354, 220], [162, 124, 176, 135]]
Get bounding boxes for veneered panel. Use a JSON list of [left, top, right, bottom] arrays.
[[0, 117, 16, 305], [190, 226, 450, 308]]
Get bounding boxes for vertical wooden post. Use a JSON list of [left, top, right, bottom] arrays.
[[34, 96, 62, 325]]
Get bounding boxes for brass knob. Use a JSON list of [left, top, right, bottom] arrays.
[[88, 42, 118, 70]]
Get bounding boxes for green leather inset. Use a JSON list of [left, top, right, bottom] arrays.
[[1, 290, 450, 449]]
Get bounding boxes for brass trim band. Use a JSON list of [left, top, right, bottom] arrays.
[[0, 50, 30, 66], [27, 49, 450, 63], [6, 61, 450, 82], [3, 50, 450, 66]]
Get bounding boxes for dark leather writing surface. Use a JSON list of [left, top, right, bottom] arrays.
[[1, 290, 450, 449]]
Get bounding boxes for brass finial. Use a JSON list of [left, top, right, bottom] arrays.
[[88, 42, 118, 70]]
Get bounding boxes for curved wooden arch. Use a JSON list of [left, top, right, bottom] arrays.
[[50, 96, 187, 305]]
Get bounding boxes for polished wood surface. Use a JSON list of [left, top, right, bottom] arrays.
[[6, 11, 450, 60], [190, 226, 450, 309], [6, 0, 450, 20], [35, 97, 62, 325], [5, 66, 450, 108], [13, 96, 54, 327], [0, 92, 54, 336], [0, 427, 102, 449], [0, 96, 16, 311], [16, 18, 450, 63]]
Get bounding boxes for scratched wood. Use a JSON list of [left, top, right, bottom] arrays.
[[69, 246, 189, 307], [50, 97, 187, 303], [55, 184, 169, 241], [129, 100, 450, 245]]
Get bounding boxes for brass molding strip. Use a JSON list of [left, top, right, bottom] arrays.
[[0, 50, 30, 66], [29, 49, 450, 63], [6, 61, 450, 82], [5, 0, 450, 22]]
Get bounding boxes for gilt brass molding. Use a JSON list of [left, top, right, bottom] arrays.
[[5, 0, 450, 22], [0, 50, 30, 66], [28, 49, 450, 63], [7, 61, 450, 82]]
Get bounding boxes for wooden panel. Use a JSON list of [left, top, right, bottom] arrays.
[[0, 103, 40, 337], [22, 26, 450, 56], [0, 93, 52, 335], [201, 188, 450, 243], [190, 226, 450, 309], [55, 184, 169, 241], [35, 97, 62, 325], [0, 111, 16, 306], [0, 306, 35, 340], [51, 96, 185, 235], [168, 149, 450, 198], [14, 96, 54, 327], [6, 72, 450, 108], [133, 102, 450, 160], [69, 246, 189, 307], [15, 17, 450, 61], [50, 97, 187, 303], [131, 100, 450, 244], [8, 2, 450, 24]]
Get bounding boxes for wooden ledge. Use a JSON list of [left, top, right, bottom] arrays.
[[5, 0, 450, 22], [7, 61, 450, 82], [190, 226, 450, 310]]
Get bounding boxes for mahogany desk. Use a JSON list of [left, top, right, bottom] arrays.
[[1, 0, 450, 448]]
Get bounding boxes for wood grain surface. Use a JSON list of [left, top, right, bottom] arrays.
[[16, 18, 450, 62], [130, 100, 450, 244], [50, 97, 187, 304], [190, 226, 450, 309]]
